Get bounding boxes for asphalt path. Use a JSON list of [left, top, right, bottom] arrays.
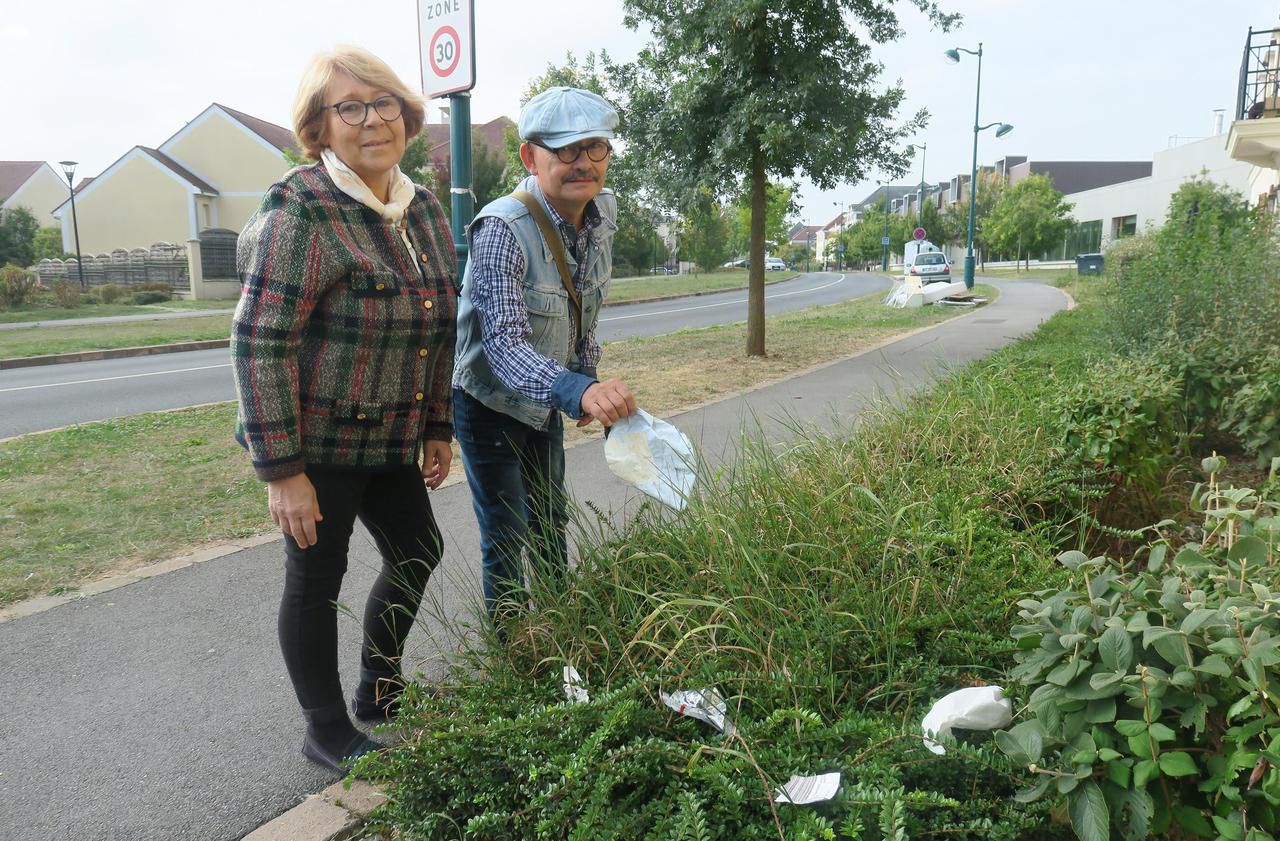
[[0, 272, 886, 440], [0, 280, 1068, 841]]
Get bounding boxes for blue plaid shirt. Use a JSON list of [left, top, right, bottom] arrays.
[[467, 199, 603, 405]]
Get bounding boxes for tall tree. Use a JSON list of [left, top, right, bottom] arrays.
[[617, 0, 956, 355], [986, 174, 1074, 271], [33, 226, 67, 261], [426, 133, 509, 220], [0, 207, 39, 268], [680, 190, 732, 274], [940, 169, 1004, 267], [728, 181, 794, 260]]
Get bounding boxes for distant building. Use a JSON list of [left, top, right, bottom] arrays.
[[0, 161, 66, 225], [50, 104, 298, 254], [1226, 24, 1280, 210], [421, 110, 515, 168]]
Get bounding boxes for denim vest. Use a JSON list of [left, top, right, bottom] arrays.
[[454, 176, 617, 429]]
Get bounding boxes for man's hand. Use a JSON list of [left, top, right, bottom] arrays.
[[267, 473, 323, 549], [422, 440, 453, 490], [578, 378, 638, 427]]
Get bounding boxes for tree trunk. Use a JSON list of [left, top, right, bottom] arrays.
[[746, 142, 766, 357]]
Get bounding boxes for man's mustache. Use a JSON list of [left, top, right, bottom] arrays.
[[563, 171, 599, 183]]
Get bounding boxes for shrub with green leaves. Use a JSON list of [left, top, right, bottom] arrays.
[[1055, 354, 1183, 494], [997, 458, 1280, 841], [50, 278, 80, 308], [0, 264, 38, 308], [1224, 359, 1280, 469]]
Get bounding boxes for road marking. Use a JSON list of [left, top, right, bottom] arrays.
[[600, 274, 848, 322], [0, 363, 232, 393]]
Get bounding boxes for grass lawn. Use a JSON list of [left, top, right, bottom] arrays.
[[975, 266, 1079, 281], [0, 299, 236, 324], [0, 286, 990, 606], [0, 315, 235, 359], [606, 268, 797, 303]]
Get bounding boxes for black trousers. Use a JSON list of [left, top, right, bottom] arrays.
[[279, 465, 442, 725]]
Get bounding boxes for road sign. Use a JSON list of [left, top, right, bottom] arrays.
[[913, 227, 926, 241], [837, 244, 845, 253], [881, 236, 891, 245], [419, 0, 475, 98]]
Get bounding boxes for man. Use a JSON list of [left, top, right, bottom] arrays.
[[453, 86, 638, 619]]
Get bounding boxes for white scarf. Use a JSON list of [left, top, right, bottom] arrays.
[[321, 147, 416, 224]]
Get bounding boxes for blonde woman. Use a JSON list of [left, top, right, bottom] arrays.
[[231, 46, 457, 774]]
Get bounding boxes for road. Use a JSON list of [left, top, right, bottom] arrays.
[[0, 281, 1069, 841], [0, 272, 886, 439]]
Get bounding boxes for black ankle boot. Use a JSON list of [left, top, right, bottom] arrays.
[[352, 674, 403, 722], [302, 728, 384, 775]]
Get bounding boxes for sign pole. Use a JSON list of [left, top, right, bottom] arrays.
[[449, 93, 473, 274], [419, 0, 476, 274]]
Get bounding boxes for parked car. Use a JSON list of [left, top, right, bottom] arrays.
[[649, 265, 677, 275], [764, 257, 787, 271], [722, 258, 748, 268], [905, 252, 951, 284]]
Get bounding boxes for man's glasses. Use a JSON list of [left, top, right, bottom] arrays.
[[326, 95, 404, 127], [532, 139, 613, 165]]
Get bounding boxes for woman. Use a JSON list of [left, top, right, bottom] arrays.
[[231, 46, 457, 774]]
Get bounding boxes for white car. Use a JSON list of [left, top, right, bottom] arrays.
[[764, 257, 787, 271], [906, 252, 951, 284]]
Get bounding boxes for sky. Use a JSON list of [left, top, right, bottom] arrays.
[[4, 0, 1277, 227]]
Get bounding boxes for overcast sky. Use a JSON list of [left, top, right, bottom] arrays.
[[5, 0, 1276, 226]]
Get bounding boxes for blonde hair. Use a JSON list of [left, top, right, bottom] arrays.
[[291, 45, 426, 160]]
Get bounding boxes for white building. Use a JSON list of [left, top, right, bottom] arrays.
[[1068, 130, 1252, 251]]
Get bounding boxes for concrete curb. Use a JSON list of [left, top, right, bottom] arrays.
[[0, 339, 230, 369], [242, 780, 386, 841]]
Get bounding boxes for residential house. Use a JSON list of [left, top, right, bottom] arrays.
[[1, 162, 67, 225], [1226, 24, 1280, 210], [421, 111, 515, 169], [51, 104, 297, 254]]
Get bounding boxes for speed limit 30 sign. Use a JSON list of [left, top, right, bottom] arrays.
[[418, 0, 475, 98]]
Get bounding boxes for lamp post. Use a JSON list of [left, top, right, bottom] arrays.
[[945, 43, 1013, 289], [58, 160, 86, 289], [904, 143, 928, 230]]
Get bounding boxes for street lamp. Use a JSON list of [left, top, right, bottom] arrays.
[[904, 142, 928, 230], [946, 43, 1013, 289], [876, 180, 890, 271], [58, 160, 86, 289]]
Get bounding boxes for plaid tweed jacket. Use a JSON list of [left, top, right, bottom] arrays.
[[231, 164, 458, 482]]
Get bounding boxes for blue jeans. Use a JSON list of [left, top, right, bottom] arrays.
[[453, 388, 568, 616]]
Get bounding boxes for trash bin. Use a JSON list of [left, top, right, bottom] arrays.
[[1075, 253, 1104, 276]]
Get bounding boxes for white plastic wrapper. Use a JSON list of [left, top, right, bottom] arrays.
[[562, 666, 589, 703], [660, 687, 735, 736], [604, 410, 696, 510], [775, 772, 841, 805], [920, 685, 1013, 755]]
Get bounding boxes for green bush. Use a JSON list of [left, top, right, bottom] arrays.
[[1105, 179, 1280, 360], [95, 284, 127, 304], [1225, 358, 1280, 468], [50, 278, 80, 308], [0, 264, 39, 308], [1103, 233, 1156, 282], [997, 458, 1280, 841], [129, 290, 170, 305], [1055, 354, 1183, 494]]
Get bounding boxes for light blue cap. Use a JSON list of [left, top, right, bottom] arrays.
[[518, 86, 618, 148]]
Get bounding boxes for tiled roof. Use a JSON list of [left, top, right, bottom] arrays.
[[138, 148, 219, 194], [0, 161, 45, 201], [217, 104, 298, 152]]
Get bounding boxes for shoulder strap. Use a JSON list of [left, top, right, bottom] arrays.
[[511, 190, 583, 348]]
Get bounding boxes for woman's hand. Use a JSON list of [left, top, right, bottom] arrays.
[[422, 440, 453, 490], [267, 473, 323, 548]]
